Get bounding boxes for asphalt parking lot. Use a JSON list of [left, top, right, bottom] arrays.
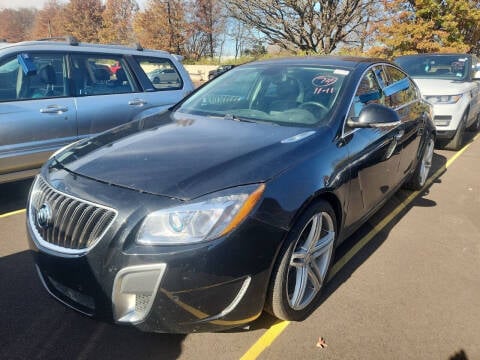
[[1, 131, 479, 360]]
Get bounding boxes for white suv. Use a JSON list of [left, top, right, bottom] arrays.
[[0, 36, 194, 183], [396, 53, 480, 150]]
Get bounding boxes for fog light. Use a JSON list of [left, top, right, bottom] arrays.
[[112, 264, 166, 324]]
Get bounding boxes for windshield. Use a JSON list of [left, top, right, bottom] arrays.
[[395, 55, 471, 81], [177, 65, 349, 126]]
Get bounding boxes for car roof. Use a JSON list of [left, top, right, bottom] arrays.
[[396, 53, 472, 58], [0, 38, 173, 58], [247, 56, 390, 70]]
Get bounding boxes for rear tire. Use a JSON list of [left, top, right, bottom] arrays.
[[404, 133, 435, 190], [444, 112, 467, 151], [266, 200, 337, 321]]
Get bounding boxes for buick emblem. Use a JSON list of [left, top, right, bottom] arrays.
[[37, 203, 52, 229]]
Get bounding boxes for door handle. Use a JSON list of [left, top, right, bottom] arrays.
[[40, 105, 69, 114], [394, 129, 405, 140], [128, 98, 147, 107]]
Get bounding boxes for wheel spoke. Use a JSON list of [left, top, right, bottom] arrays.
[[310, 231, 335, 259], [303, 214, 322, 251], [290, 265, 309, 308], [307, 263, 322, 293]]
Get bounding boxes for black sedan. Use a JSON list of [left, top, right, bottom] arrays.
[[27, 57, 435, 333]]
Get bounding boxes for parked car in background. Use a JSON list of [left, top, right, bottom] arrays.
[[147, 68, 182, 87], [27, 57, 435, 333], [0, 36, 194, 184], [395, 53, 480, 150], [208, 64, 235, 80]]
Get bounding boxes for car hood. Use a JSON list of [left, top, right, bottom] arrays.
[[54, 111, 323, 200], [412, 78, 474, 96]]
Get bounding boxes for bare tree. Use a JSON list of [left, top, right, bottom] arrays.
[[184, 0, 227, 59], [224, 0, 378, 54]]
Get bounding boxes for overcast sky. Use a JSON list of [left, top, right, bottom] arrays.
[[0, 0, 147, 10]]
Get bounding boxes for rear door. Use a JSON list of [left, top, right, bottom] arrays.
[[131, 55, 191, 112], [0, 52, 76, 180]]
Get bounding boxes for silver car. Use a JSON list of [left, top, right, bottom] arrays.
[[0, 37, 194, 184]]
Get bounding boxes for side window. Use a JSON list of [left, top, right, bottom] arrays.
[[384, 65, 418, 108], [0, 53, 67, 102], [0, 56, 19, 102], [136, 57, 183, 90], [70, 54, 135, 96], [373, 65, 388, 88], [348, 70, 385, 119]]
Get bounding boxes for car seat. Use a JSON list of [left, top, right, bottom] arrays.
[[269, 77, 301, 112], [32, 64, 56, 98]]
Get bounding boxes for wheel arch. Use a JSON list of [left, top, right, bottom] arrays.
[[287, 190, 343, 243]]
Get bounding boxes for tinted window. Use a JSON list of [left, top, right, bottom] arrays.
[[136, 57, 183, 90], [396, 55, 471, 81], [70, 54, 135, 96], [0, 53, 67, 102]]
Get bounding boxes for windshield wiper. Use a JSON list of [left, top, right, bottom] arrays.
[[224, 113, 256, 123]]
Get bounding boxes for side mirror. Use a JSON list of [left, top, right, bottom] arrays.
[[347, 103, 400, 128]]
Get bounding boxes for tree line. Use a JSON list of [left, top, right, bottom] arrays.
[[0, 0, 479, 61]]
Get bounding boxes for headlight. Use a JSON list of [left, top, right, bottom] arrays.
[[137, 184, 265, 245], [425, 94, 462, 104]]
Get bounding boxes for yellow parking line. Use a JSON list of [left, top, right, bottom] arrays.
[[239, 133, 479, 359], [0, 209, 26, 218], [240, 321, 290, 360]]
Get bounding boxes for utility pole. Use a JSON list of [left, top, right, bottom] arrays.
[[167, 0, 173, 51]]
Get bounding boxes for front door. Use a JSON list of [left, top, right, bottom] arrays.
[[343, 68, 402, 228], [0, 52, 76, 181]]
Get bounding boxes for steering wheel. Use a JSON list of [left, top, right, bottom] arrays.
[[299, 101, 329, 112]]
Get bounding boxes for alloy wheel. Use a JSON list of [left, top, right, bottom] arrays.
[[286, 212, 335, 310], [419, 138, 435, 186]]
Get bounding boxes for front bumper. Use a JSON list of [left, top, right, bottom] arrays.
[[430, 99, 468, 139], [27, 170, 286, 333]]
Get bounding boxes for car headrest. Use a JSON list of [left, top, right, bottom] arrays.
[[38, 64, 56, 85], [94, 68, 111, 81]]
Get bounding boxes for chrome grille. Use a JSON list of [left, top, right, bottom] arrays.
[[29, 176, 117, 253]]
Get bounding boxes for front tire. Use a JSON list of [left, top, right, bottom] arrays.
[[266, 200, 337, 321], [444, 112, 467, 151], [468, 113, 480, 133], [404, 133, 435, 190]]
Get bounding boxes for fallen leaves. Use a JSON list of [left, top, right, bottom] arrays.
[[316, 337, 328, 349]]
